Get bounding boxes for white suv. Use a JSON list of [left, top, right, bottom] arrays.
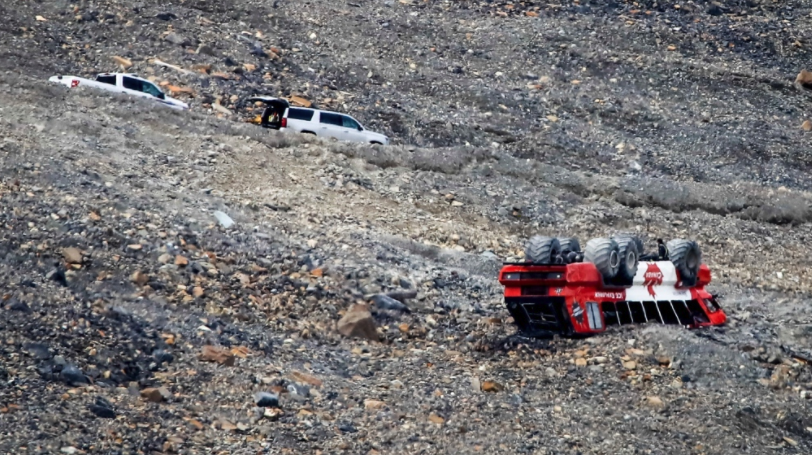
[[248, 97, 389, 145]]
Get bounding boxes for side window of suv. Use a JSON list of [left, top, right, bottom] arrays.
[[341, 116, 361, 130], [319, 112, 343, 126]]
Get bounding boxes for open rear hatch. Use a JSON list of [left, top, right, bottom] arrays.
[[247, 97, 290, 129]]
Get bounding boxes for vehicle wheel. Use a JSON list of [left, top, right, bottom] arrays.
[[666, 239, 701, 281], [584, 238, 620, 280], [557, 237, 581, 253], [302, 131, 316, 136], [525, 236, 561, 264], [612, 236, 639, 281]]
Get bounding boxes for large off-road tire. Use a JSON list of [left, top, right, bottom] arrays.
[[525, 236, 561, 264], [584, 238, 620, 280], [557, 237, 581, 253], [613, 236, 640, 281], [666, 239, 702, 281]]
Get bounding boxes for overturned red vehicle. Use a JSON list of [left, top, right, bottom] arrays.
[[499, 235, 726, 337]]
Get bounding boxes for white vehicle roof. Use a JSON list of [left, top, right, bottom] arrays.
[[96, 72, 151, 83]]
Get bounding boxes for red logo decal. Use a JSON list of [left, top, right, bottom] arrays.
[[643, 263, 664, 297], [71, 79, 80, 88]]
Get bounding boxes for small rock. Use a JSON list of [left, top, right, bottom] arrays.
[[364, 399, 386, 410], [197, 43, 216, 55], [254, 392, 279, 408], [470, 377, 481, 392], [575, 358, 587, 367], [797, 69, 812, 89], [545, 367, 559, 378], [263, 408, 283, 420], [112, 56, 132, 69], [200, 345, 235, 366], [372, 294, 410, 312], [141, 387, 171, 403], [213, 211, 235, 229], [158, 253, 173, 264], [165, 32, 189, 46], [9, 300, 31, 312], [61, 365, 88, 385], [175, 255, 189, 266], [428, 413, 445, 425], [62, 247, 83, 264], [130, 270, 149, 286], [646, 396, 665, 410], [481, 381, 503, 392], [89, 398, 116, 419], [623, 360, 637, 370], [802, 120, 812, 132], [337, 304, 379, 341], [149, 348, 172, 365], [290, 370, 323, 387]]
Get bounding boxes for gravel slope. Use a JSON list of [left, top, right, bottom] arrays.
[[1, 0, 812, 454]]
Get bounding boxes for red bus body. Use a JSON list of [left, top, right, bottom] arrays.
[[498, 260, 726, 336]]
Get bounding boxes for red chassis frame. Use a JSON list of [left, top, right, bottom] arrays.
[[498, 261, 726, 337]]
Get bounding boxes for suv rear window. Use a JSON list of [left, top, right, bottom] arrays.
[[287, 108, 314, 121], [319, 112, 343, 126]]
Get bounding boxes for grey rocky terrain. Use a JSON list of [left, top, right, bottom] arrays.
[[1, 0, 812, 453]]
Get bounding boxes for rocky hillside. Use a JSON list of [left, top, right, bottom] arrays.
[[1, 0, 812, 454]]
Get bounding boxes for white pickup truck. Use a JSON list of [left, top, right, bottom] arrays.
[[49, 73, 189, 111]]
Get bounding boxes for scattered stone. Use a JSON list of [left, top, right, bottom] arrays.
[[481, 381, 503, 392], [372, 293, 410, 312], [385, 290, 418, 303], [60, 365, 88, 385], [89, 397, 116, 418], [364, 399, 386, 410], [575, 358, 587, 367], [289, 95, 312, 107], [428, 413, 445, 425], [112, 56, 132, 69], [656, 356, 672, 367], [290, 370, 323, 387], [213, 211, 235, 229], [337, 304, 379, 341], [62, 247, 83, 264], [797, 70, 812, 89], [130, 270, 149, 286], [9, 300, 31, 312], [254, 392, 279, 408], [141, 387, 171, 403], [200, 345, 236, 366], [175, 255, 189, 266], [165, 32, 189, 46], [646, 396, 665, 410], [802, 120, 812, 132], [623, 360, 637, 370]]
